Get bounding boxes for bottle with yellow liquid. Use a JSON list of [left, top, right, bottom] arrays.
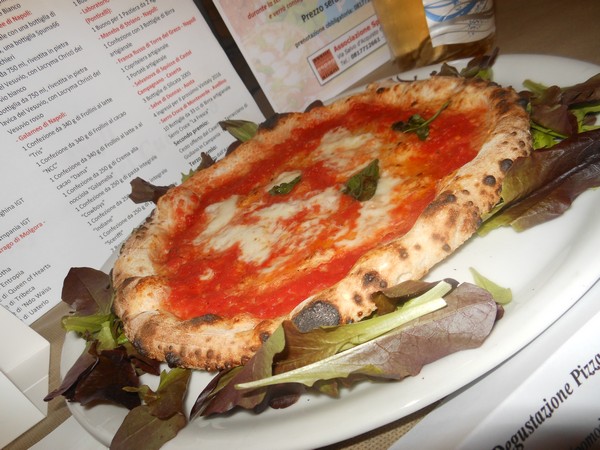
[[372, 0, 495, 71]]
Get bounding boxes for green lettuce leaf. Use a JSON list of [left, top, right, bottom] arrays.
[[192, 282, 501, 416], [469, 268, 512, 305], [219, 119, 258, 142], [236, 283, 497, 390]]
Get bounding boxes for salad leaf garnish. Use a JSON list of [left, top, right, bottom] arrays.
[[129, 177, 172, 204], [111, 368, 191, 450], [522, 74, 600, 147], [480, 128, 600, 234], [343, 159, 380, 201], [45, 268, 161, 408], [190, 283, 498, 415], [219, 119, 259, 142], [436, 47, 498, 80], [61, 267, 113, 316], [192, 281, 499, 416], [392, 101, 449, 140], [269, 175, 301, 195], [469, 267, 512, 305]]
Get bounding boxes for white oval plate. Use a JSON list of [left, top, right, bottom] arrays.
[[62, 54, 600, 450]]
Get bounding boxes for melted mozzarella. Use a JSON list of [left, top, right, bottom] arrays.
[[315, 127, 380, 175], [193, 129, 403, 273], [195, 187, 341, 265]]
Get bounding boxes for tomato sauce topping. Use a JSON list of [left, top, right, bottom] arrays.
[[161, 101, 486, 320]]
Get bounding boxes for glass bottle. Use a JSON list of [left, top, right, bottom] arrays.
[[372, 0, 495, 71]]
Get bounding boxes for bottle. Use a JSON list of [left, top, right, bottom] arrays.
[[372, 0, 495, 72]]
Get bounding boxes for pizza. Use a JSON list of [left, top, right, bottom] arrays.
[[112, 75, 531, 371]]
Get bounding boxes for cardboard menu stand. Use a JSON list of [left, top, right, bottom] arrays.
[[212, 0, 392, 112]]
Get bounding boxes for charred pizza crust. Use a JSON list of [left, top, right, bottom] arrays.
[[112, 76, 531, 371]]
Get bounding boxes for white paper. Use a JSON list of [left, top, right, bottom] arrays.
[[0, 0, 263, 324]]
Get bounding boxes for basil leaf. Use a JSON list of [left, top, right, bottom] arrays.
[[392, 101, 449, 140], [343, 159, 379, 201], [269, 175, 301, 196]]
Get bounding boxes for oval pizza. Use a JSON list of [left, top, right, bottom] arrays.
[[112, 75, 531, 371]]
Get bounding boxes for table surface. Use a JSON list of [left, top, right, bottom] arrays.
[[8, 0, 600, 448]]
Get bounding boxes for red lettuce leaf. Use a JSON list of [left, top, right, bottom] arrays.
[[128, 177, 172, 204], [561, 73, 600, 106], [46, 343, 141, 409], [308, 283, 498, 382], [524, 73, 600, 137], [191, 325, 288, 418], [480, 128, 600, 234], [111, 408, 186, 450], [111, 369, 190, 450], [43, 345, 97, 402], [191, 283, 498, 418], [72, 344, 141, 409], [61, 267, 112, 315]]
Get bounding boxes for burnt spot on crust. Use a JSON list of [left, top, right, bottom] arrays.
[[363, 271, 379, 286], [259, 331, 271, 343], [398, 247, 409, 259], [422, 191, 457, 216], [483, 175, 496, 186], [432, 233, 446, 243], [499, 158, 513, 173], [442, 243, 452, 253], [490, 89, 513, 113], [362, 271, 388, 289], [165, 351, 183, 367], [516, 96, 529, 110], [353, 293, 363, 305], [132, 337, 152, 358], [376, 86, 387, 94], [293, 300, 341, 332], [186, 314, 221, 325]]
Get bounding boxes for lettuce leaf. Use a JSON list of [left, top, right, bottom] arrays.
[[523, 74, 600, 145], [480, 128, 600, 234], [192, 282, 498, 417], [111, 368, 191, 450]]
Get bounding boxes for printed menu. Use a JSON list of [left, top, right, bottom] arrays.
[[0, 0, 264, 324], [213, 0, 390, 112]]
